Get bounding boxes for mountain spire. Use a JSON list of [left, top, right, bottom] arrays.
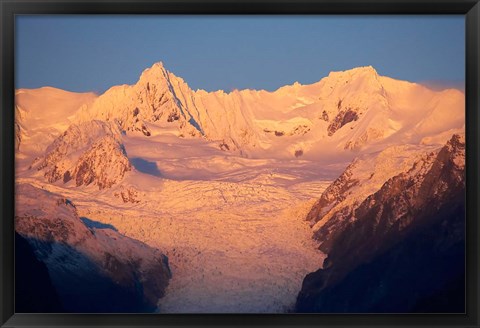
[[139, 61, 169, 83]]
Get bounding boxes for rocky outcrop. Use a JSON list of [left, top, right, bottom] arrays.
[[31, 120, 131, 189], [15, 121, 22, 151], [70, 136, 131, 189], [305, 160, 359, 227], [15, 184, 171, 312], [288, 125, 311, 136], [113, 186, 142, 203], [296, 134, 465, 313], [14, 105, 27, 151], [327, 106, 360, 136]]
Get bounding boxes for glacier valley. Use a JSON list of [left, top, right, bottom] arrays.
[[14, 63, 465, 313]]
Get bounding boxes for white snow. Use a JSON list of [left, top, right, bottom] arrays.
[[64, 63, 464, 160], [14, 63, 465, 313], [15, 87, 97, 167], [18, 158, 330, 312]]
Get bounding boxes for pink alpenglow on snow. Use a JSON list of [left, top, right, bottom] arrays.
[[15, 63, 465, 313]]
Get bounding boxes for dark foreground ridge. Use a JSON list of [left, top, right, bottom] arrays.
[[15, 184, 171, 313], [296, 134, 465, 313]]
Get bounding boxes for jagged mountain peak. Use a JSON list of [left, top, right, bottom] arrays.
[[74, 60, 202, 138], [139, 61, 169, 83], [436, 133, 465, 175], [446, 133, 465, 153], [19, 61, 464, 164], [148, 61, 166, 70], [324, 66, 384, 96], [138, 61, 187, 87]]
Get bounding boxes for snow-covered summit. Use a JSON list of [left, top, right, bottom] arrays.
[[16, 62, 464, 167], [326, 65, 379, 81], [14, 87, 97, 158], [13, 62, 466, 312], [138, 61, 175, 82], [70, 62, 462, 157]]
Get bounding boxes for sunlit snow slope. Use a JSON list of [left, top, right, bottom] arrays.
[[73, 62, 464, 158], [15, 62, 464, 313]]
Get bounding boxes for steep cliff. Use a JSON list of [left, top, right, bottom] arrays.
[[296, 134, 465, 312], [15, 183, 171, 312]]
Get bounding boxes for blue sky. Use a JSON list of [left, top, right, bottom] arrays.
[[16, 16, 464, 93]]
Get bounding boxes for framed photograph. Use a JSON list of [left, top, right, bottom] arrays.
[[1, 0, 479, 327]]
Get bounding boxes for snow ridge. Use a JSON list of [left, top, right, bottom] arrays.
[[296, 133, 465, 312], [67, 62, 464, 158], [307, 133, 465, 254]]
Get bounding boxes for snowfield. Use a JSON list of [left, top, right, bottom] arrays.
[[17, 128, 333, 313], [18, 157, 330, 312], [14, 63, 464, 313]]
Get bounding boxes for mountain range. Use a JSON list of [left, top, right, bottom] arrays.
[[14, 62, 465, 313]]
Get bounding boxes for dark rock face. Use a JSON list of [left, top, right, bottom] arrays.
[[167, 111, 181, 122], [113, 187, 141, 203], [305, 160, 359, 227], [327, 107, 359, 136], [135, 74, 185, 127], [15, 232, 64, 313], [219, 141, 230, 151], [14, 105, 25, 151], [20, 238, 160, 313], [296, 134, 465, 313], [140, 124, 151, 137], [288, 125, 310, 136], [15, 184, 171, 312], [15, 121, 22, 151], [297, 200, 465, 313], [321, 110, 329, 122]]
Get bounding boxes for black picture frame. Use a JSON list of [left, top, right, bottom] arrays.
[[1, 0, 479, 327]]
